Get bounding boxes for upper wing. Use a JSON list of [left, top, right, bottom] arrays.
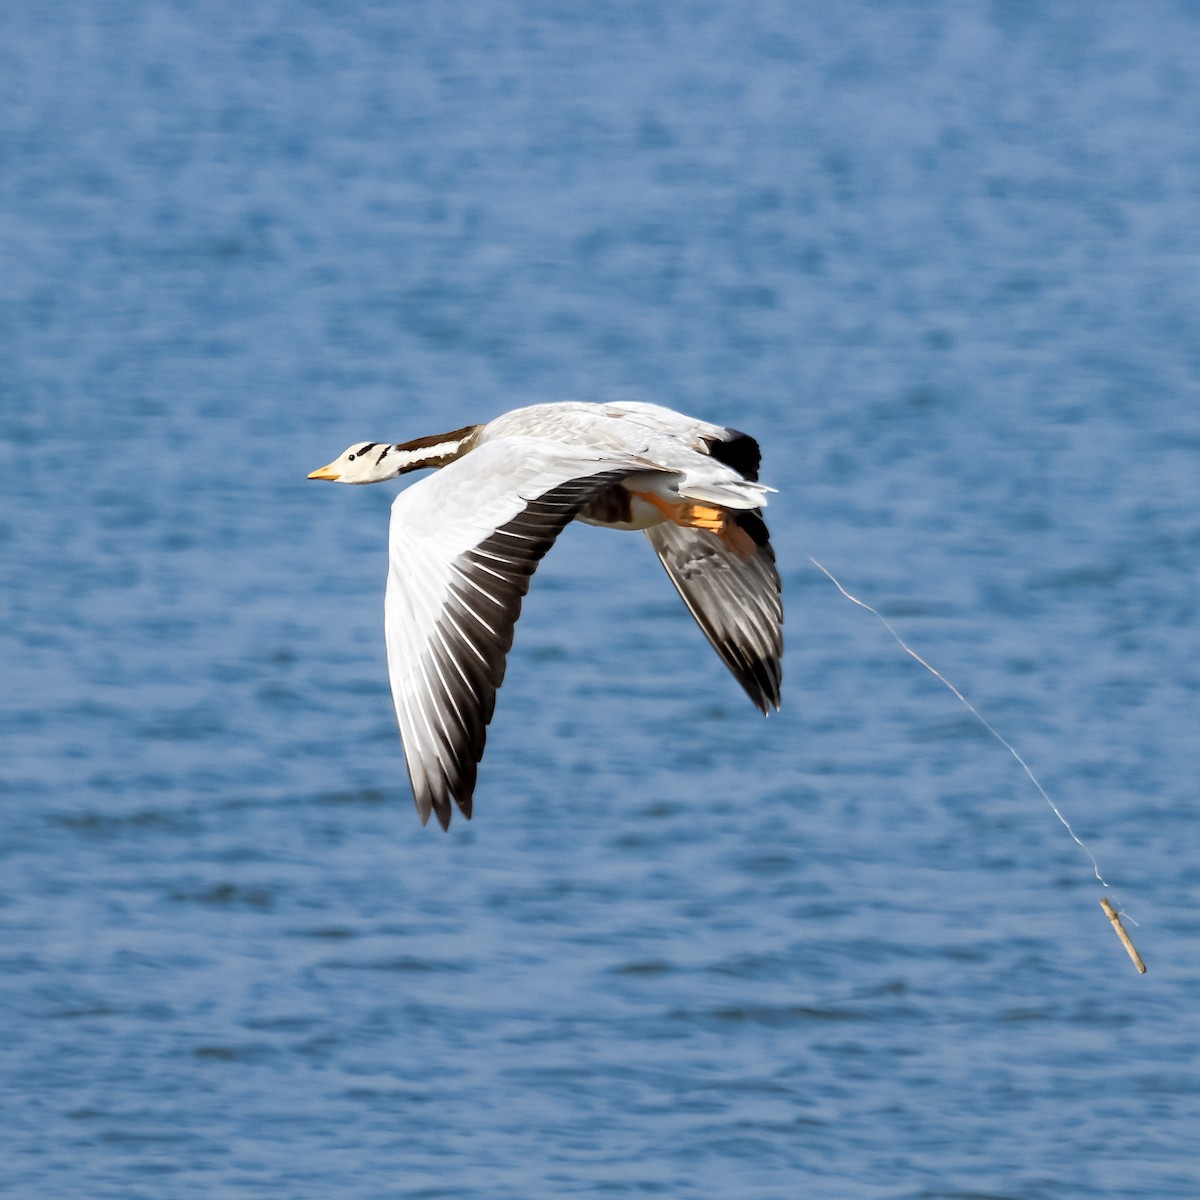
[[645, 513, 783, 714], [385, 438, 669, 829], [602, 399, 731, 439], [603, 401, 764, 483]]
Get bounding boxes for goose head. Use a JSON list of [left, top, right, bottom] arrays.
[[308, 426, 482, 484], [308, 442, 409, 484]]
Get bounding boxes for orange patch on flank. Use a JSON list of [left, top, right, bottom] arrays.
[[684, 503, 726, 533], [633, 491, 755, 557], [634, 491, 726, 531]]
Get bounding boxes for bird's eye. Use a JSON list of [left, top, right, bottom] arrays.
[[348, 453, 356, 461]]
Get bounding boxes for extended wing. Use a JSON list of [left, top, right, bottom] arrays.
[[645, 514, 783, 714], [385, 438, 669, 829]]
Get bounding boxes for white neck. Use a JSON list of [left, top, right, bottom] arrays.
[[388, 425, 481, 475]]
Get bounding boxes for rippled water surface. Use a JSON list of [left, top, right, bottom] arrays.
[[3, 3, 1199, 1197]]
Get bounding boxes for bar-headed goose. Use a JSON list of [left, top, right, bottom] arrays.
[[309, 401, 782, 829]]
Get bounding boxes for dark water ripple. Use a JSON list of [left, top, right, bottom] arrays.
[[3, 2, 1200, 1198]]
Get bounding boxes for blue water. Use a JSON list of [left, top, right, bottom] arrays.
[[2, 3, 1199, 1196]]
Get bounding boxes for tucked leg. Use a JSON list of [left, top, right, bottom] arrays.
[[634, 491, 729, 534]]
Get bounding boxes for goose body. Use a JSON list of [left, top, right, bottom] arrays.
[[309, 401, 783, 829]]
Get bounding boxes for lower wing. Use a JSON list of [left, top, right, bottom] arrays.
[[645, 512, 783, 714]]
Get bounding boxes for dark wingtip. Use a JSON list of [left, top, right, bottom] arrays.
[[744, 675, 782, 716], [707, 429, 762, 482], [728, 643, 782, 715], [418, 770, 477, 831], [431, 795, 452, 831]]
